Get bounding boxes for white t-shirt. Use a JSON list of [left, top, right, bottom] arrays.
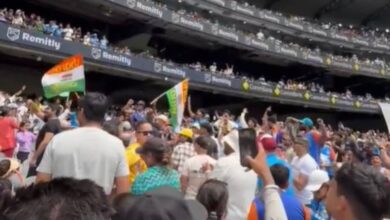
[[181, 154, 216, 200], [37, 127, 129, 194], [291, 153, 318, 205], [210, 153, 257, 220], [63, 28, 74, 41]]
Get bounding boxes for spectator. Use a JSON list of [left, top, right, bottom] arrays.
[[0, 106, 18, 158], [210, 62, 217, 74], [306, 170, 330, 220], [34, 16, 44, 33], [325, 163, 390, 220], [196, 179, 229, 220], [53, 23, 63, 38], [36, 93, 129, 196], [63, 23, 73, 41], [210, 130, 257, 220], [199, 123, 220, 159], [125, 121, 152, 187], [113, 186, 207, 220], [131, 137, 180, 195], [131, 100, 146, 125], [370, 149, 390, 179], [83, 32, 91, 46], [0, 158, 25, 191], [172, 128, 195, 172], [90, 33, 99, 47], [181, 136, 216, 199], [257, 134, 294, 196], [247, 164, 310, 220], [100, 35, 108, 49], [27, 103, 62, 177], [15, 121, 36, 163], [290, 136, 318, 206], [11, 10, 23, 26], [3, 178, 112, 220]]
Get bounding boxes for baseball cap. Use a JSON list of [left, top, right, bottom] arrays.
[[299, 117, 314, 128], [222, 129, 239, 153], [306, 170, 330, 192], [116, 186, 207, 220], [7, 103, 18, 109], [136, 137, 168, 155], [258, 134, 277, 152], [179, 128, 193, 139]]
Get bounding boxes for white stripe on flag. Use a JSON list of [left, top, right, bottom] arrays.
[[42, 66, 84, 86]]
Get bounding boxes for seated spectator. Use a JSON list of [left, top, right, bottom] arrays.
[[11, 9, 23, 26], [113, 186, 207, 220], [248, 164, 310, 220], [83, 32, 91, 46], [131, 137, 180, 195], [34, 16, 44, 33], [53, 23, 63, 38], [90, 33, 99, 47], [196, 179, 229, 220], [3, 178, 112, 220]]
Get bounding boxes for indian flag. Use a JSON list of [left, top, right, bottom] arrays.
[[42, 54, 85, 98], [166, 79, 189, 132]]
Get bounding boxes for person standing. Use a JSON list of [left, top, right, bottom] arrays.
[[131, 137, 180, 195], [126, 121, 152, 187], [290, 137, 318, 206], [36, 93, 129, 196], [181, 136, 216, 199], [171, 128, 195, 172], [28, 103, 62, 177], [210, 130, 257, 220], [0, 106, 18, 157], [15, 121, 36, 163], [247, 164, 310, 220]]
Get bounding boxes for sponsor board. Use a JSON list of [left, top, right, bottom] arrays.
[[211, 76, 232, 87], [135, 1, 163, 18], [7, 27, 61, 50], [280, 47, 298, 57]]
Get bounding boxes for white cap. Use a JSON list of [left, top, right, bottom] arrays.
[[221, 129, 239, 153], [157, 114, 169, 124], [306, 170, 330, 192]]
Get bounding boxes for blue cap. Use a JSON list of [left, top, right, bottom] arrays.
[[299, 117, 314, 128], [372, 148, 381, 157]]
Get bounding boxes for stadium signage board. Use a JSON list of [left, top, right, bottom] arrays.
[[110, 0, 389, 79], [0, 22, 379, 113]]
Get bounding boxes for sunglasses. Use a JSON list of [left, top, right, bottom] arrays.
[[137, 130, 153, 136]]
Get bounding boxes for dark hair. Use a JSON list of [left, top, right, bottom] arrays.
[[47, 103, 61, 117], [196, 179, 228, 220], [335, 163, 390, 220], [270, 164, 289, 189], [112, 193, 139, 220], [248, 117, 258, 126], [268, 114, 277, 124], [0, 159, 11, 177], [0, 178, 12, 217], [3, 178, 112, 220], [135, 121, 151, 132], [222, 110, 231, 115], [195, 136, 217, 158], [79, 92, 109, 123], [198, 108, 207, 116], [102, 120, 120, 137], [143, 138, 171, 166], [200, 123, 214, 135]]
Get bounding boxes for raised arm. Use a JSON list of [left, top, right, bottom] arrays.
[[187, 96, 195, 118], [239, 108, 248, 128]]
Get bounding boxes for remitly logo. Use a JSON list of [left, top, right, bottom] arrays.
[[135, 1, 163, 18], [6, 27, 62, 50]]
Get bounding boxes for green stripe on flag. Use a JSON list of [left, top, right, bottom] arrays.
[[166, 88, 178, 128], [43, 78, 85, 98]]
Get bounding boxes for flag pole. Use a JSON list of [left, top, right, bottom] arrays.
[[150, 91, 166, 105]]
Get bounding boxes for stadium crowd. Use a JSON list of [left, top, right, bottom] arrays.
[[0, 87, 389, 220]]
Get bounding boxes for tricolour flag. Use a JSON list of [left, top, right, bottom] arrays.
[[42, 54, 85, 98], [166, 79, 189, 132]]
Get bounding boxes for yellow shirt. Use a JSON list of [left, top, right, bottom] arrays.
[[125, 143, 147, 186]]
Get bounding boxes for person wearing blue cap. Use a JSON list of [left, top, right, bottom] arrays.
[[296, 117, 327, 165], [371, 148, 390, 179]]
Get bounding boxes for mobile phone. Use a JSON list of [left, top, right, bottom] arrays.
[[238, 128, 258, 168]]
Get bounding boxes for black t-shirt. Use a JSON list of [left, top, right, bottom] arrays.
[[35, 118, 62, 151]]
